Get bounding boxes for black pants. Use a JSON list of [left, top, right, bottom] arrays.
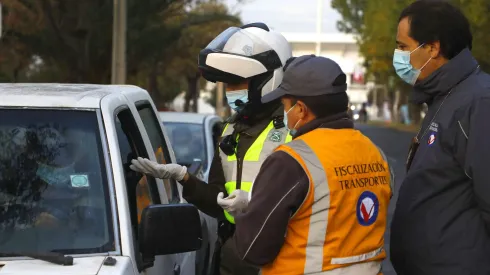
[[214, 237, 260, 275]]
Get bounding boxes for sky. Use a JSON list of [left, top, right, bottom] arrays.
[[225, 0, 341, 33]]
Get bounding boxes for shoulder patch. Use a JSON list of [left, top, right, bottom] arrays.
[[269, 130, 283, 142]]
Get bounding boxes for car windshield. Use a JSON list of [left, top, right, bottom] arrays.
[[164, 122, 208, 171], [0, 109, 114, 255]]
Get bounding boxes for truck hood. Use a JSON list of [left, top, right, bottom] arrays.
[[0, 256, 128, 275]]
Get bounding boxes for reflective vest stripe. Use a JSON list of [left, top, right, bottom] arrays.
[[219, 120, 292, 224], [330, 247, 383, 265], [220, 121, 291, 183], [285, 139, 330, 273]]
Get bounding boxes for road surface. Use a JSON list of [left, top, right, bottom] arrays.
[[356, 123, 414, 275]]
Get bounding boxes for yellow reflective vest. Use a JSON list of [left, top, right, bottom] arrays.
[[219, 121, 292, 223]]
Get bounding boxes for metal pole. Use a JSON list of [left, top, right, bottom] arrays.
[[315, 0, 323, 56], [0, 3, 3, 39], [111, 0, 127, 84], [216, 82, 224, 117]]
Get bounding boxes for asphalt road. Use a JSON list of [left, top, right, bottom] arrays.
[[355, 123, 414, 275]]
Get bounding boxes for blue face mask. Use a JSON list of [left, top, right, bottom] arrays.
[[226, 89, 248, 110], [283, 104, 301, 136], [393, 44, 431, 85]]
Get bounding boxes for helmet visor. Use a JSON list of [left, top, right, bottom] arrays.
[[204, 27, 273, 57]]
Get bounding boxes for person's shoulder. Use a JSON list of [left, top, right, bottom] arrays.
[[459, 71, 490, 99], [449, 72, 490, 117]]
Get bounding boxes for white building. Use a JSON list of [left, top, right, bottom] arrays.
[[281, 32, 368, 105]]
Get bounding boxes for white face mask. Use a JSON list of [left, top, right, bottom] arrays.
[[283, 104, 301, 135], [226, 89, 249, 110]]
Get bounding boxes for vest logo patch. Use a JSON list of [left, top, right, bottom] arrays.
[[269, 131, 282, 142], [356, 191, 379, 226], [428, 132, 436, 145]]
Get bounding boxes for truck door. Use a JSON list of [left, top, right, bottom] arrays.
[[113, 107, 176, 275], [132, 101, 194, 275]]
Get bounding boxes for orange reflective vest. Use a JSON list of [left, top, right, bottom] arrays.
[[261, 128, 393, 275]]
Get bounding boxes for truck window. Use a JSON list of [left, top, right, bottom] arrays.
[[114, 108, 161, 232], [136, 102, 180, 204]]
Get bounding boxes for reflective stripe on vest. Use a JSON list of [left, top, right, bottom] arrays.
[[261, 128, 390, 275], [220, 121, 292, 223]]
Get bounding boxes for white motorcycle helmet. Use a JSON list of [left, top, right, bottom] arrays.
[[198, 22, 292, 113]]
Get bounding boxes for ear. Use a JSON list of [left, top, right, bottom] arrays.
[[297, 100, 308, 119], [428, 41, 441, 59]]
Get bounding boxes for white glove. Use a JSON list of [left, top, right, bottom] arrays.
[[217, 190, 250, 216], [130, 157, 187, 181]]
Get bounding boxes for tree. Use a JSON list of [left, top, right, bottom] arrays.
[[332, 0, 424, 123], [453, 0, 490, 72], [165, 1, 240, 112], [0, 0, 242, 110], [331, 0, 367, 34]]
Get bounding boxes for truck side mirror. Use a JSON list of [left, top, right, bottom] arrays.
[[139, 204, 202, 261]]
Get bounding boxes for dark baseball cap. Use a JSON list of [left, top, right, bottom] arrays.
[[262, 55, 347, 103]]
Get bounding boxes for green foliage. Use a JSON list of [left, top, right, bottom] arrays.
[[0, 0, 240, 107], [331, 0, 367, 34]]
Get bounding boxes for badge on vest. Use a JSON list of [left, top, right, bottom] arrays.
[[428, 132, 436, 146], [269, 130, 283, 142], [356, 191, 379, 226]]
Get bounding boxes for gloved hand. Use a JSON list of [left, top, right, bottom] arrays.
[[217, 190, 250, 216], [130, 157, 187, 181]]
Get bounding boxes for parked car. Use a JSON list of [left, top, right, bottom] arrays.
[[0, 84, 205, 275], [159, 112, 222, 275]]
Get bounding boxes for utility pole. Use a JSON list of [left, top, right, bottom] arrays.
[[216, 82, 225, 118], [315, 0, 323, 56], [111, 0, 127, 84], [0, 3, 3, 39]]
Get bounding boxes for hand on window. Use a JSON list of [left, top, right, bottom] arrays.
[[130, 157, 187, 181]]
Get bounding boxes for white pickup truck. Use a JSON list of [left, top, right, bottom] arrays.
[[0, 84, 206, 275]]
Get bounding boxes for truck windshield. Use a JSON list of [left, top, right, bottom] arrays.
[[0, 109, 114, 255]]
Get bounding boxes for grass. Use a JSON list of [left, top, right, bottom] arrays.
[[365, 121, 419, 133]]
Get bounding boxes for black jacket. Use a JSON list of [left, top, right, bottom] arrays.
[[390, 48, 490, 275]]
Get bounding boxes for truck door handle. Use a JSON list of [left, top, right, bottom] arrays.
[[174, 263, 181, 275]]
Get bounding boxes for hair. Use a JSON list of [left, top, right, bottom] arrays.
[[399, 0, 472, 59], [285, 73, 348, 118]]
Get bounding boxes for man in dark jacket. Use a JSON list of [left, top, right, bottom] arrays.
[[390, 1, 490, 274]]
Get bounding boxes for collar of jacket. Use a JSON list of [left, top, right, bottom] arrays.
[[412, 48, 479, 105], [230, 105, 284, 138], [293, 112, 354, 139]]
